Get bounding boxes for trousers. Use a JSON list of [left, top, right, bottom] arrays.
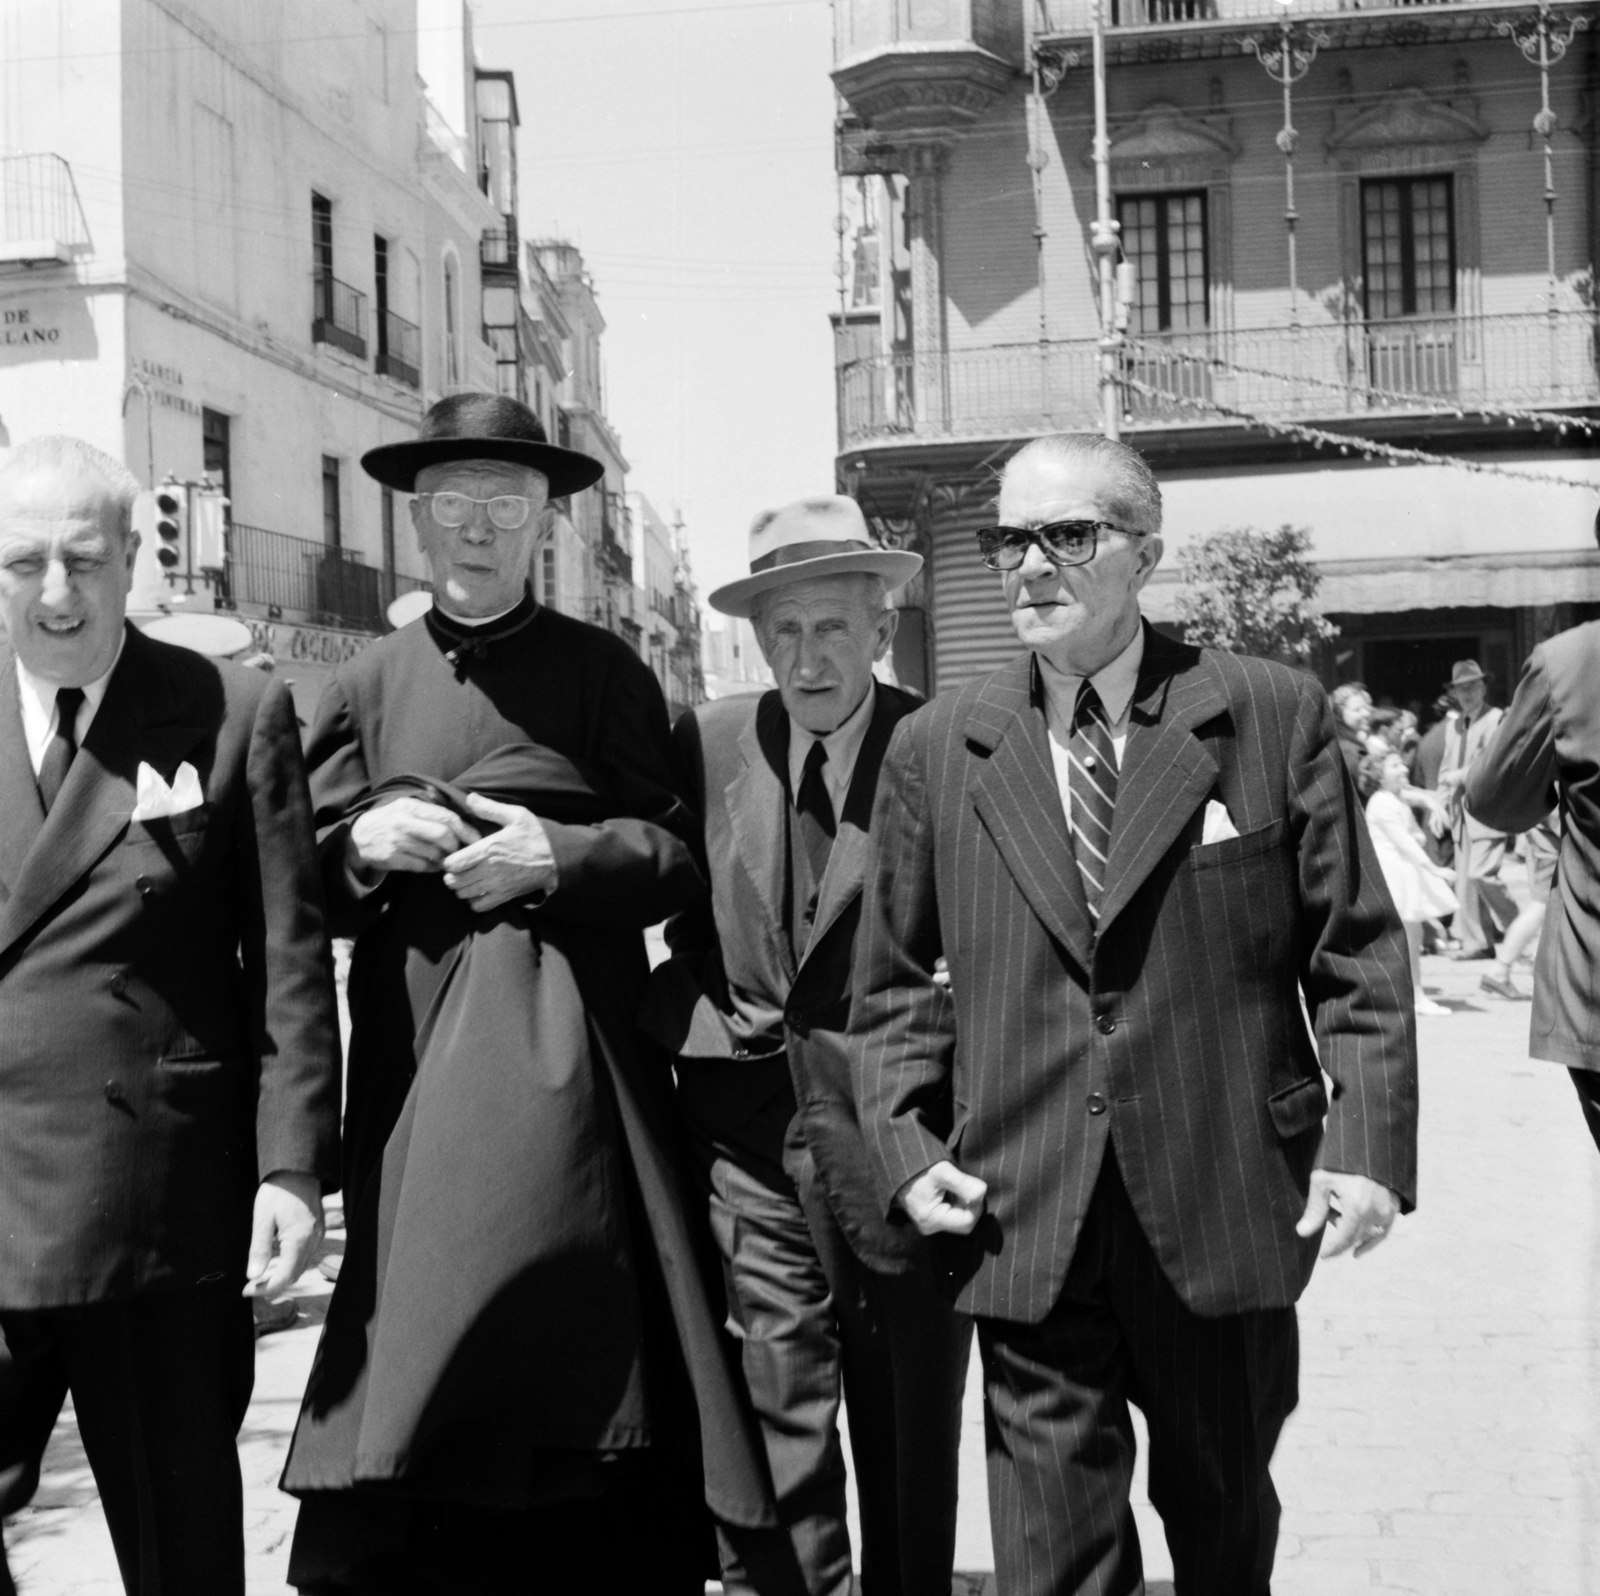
[[682, 1059, 971, 1596], [0, 1285, 255, 1596], [978, 1150, 1298, 1596]]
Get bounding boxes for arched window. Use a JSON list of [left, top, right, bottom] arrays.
[[443, 252, 460, 387]]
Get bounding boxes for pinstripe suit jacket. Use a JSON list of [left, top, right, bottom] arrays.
[[850, 625, 1418, 1323]]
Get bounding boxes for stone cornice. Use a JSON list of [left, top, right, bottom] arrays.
[[832, 43, 1015, 153]]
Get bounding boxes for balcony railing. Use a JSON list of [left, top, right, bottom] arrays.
[[481, 223, 517, 271], [1039, 0, 1581, 26], [227, 522, 427, 632], [312, 275, 368, 359], [837, 311, 1600, 447], [375, 309, 421, 388], [0, 153, 92, 265]]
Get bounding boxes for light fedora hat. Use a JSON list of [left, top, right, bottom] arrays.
[[708, 495, 923, 619]]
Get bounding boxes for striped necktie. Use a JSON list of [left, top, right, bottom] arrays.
[[1067, 681, 1117, 923]]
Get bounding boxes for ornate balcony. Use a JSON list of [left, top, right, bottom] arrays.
[[837, 310, 1600, 447], [227, 522, 426, 632], [1034, 0, 1594, 62]]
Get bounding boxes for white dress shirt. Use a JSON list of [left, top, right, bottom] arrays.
[[16, 632, 126, 777], [1036, 625, 1145, 829], [787, 680, 877, 818]]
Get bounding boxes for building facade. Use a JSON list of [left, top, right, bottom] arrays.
[[629, 490, 704, 721], [831, 0, 1600, 708], [0, 0, 520, 716]]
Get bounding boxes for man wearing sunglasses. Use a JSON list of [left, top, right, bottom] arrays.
[[849, 433, 1417, 1596], [280, 393, 771, 1593]]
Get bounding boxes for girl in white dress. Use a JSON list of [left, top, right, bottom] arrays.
[[1362, 750, 1457, 1016]]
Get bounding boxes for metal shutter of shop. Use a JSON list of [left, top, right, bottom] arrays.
[[931, 510, 1021, 693]]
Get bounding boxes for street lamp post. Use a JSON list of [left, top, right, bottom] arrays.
[[1242, 4, 1330, 333], [1495, 0, 1590, 392], [1088, 0, 1122, 440]]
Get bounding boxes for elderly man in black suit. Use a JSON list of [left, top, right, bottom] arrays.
[[849, 433, 1418, 1596], [644, 495, 971, 1596], [0, 435, 341, 1596], [1467, 614, 1600, 1145]]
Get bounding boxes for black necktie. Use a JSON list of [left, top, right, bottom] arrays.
[[38, 686, 86, 814], [795, 739, 836, 886], [1067, 682, 1117, 924]]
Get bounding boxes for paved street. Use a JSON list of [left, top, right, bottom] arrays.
[[7, 952, 1598, 1594]]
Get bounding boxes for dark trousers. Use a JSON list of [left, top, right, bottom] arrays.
[[977, 1152, 1298, 1596], [0, 1285, 255, 1596], [1571, 1069, 1600, 1154], [683, 1061, 971, 1596]]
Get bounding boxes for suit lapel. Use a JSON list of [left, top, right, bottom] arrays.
[[725, 691, 795, 980], [0, 647, 44, 903], [0, 630, 201, 961], [967, 655, 1094, 973], [802, 685, 905, 962], [1096, 628, 1226, 934]]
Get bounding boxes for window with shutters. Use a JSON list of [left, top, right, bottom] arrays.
[[1361, 177, 1454, 320], [1117, 191, 1208, 333]]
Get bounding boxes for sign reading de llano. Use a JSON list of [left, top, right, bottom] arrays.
[[0, 292, 98, 365]]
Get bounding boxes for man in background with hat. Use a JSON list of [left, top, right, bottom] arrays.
[[1436, 658, 1517, 963], [643, 495, 971, 1596], [279, 393, 771, 1594]]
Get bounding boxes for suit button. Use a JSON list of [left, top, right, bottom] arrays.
[[1087, 1092, 1107, 1115], [108, 972, 129, 997], [1096, 1014, 1116, 1036], [732, 1046, 750, 1060], [104, 1080, 125, 1104], [135, 876, 153, 897]]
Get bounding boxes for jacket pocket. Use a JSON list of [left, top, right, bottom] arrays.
[[1267, 1073, 1328, 1139], [1188, 817, 1286, 871]]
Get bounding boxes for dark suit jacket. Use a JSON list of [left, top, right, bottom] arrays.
[[850, 627, 1418, 1323], [0, 627, 341, 1310], [643, 682, 928, 1275], [1466, 621, 1600, 1071]]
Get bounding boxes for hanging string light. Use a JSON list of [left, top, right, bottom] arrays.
[[1122, 338, 1600, 439], [1119, 375, 1600, 492]]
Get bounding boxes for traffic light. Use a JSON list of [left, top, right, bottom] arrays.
[[154, 477, 187, 576], [192, 485, 227, 572]]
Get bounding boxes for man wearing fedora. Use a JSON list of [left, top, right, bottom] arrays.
[[643, 496, 971, 1596], [1436, 659, 1517, 964], [279, 394, 771, 1594]]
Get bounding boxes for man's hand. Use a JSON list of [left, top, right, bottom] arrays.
[[244, 1171, 324, 1297], [348, 796, 474, 875], [440, 793, 557, 913], [1296, 1169, 1400, 1259], [895, 1160, 988, 1237]]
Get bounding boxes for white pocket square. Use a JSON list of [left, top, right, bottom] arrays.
[[130, 760, 204, 822], [1201, 798, 1240, 844]]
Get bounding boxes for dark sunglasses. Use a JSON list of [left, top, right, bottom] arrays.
[[975, 520, 1139, 572]]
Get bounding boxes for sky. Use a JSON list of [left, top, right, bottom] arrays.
[[463, 0, 842, 601]]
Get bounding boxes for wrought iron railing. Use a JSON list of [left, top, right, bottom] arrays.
[[227, 522, 426, 631], [0, 153, 92, 262], [312, 275, 368, 359], [1038, 0, 1577, 26], [480, 223, 517, 270], [375, 309, 421, 388], [837, 311, 1600, 446]]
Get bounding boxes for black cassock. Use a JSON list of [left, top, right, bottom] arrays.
[[281, 594, 772, 1589]]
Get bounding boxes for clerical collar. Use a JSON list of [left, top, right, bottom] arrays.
[[425, 586, 539, 668]]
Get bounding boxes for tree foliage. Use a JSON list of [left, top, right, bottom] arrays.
[[1174, 525, 1338, 666]]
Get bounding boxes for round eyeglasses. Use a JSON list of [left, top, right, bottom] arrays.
[[975, 520, 1139, 572], [416, 492, 537, 531]]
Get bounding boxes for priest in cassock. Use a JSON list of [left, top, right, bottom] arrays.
[[280, 394, 773, 1595]]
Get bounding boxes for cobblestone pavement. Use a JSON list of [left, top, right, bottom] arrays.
[[7, 953, 1597, 1594]]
